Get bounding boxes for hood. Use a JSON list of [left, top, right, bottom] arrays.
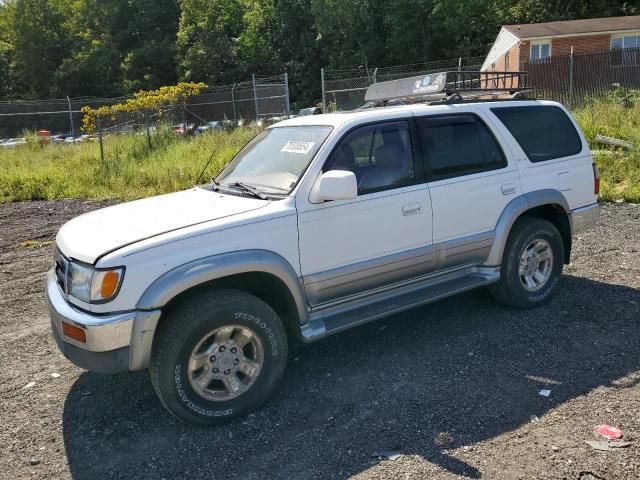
[[57, 188, 268, 263]]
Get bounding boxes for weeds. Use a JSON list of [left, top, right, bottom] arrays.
[[574, 98, 640, 203], [0, 127, 259, 202], [1, 100, 639, 203]]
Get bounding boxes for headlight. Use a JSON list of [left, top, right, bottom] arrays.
[[67, 262, 124, 303], [68, 262, 93, 302]]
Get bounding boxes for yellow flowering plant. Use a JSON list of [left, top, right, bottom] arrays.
[[81, 82, 207, 133]]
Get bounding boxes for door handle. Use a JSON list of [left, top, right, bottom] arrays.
[[402, 203, 423, 216], [501, 183, 516, 195]]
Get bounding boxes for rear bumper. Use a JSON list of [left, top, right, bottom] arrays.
[[46, 269, 160, 373], [572, 203, 600, 234]]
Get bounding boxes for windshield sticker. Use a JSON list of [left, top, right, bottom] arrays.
[[281, 140, 316, 154]]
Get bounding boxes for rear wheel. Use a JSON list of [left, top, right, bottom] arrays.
[[490, 218, 564, 309], [150, 289, 288, 425]]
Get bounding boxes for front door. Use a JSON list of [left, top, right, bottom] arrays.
[[297, 120, 434, 306]]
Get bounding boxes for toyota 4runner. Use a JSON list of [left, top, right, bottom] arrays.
[[47, 75, 600, 425]]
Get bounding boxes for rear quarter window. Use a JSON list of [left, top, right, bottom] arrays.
[[491, 105, 583, 162]]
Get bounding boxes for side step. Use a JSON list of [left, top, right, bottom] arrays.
[[300, 268, 499, 342]]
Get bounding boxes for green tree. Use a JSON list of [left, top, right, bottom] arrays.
[[53, 0, 180, 97], [177, 0, 244, 85], [12, 0, 70, 98], [0, 1, 17, 99], [120, 0, 180, 92]]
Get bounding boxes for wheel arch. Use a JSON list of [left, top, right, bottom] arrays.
[[130, 250, 309, 370], [487, 190, 572, 266]]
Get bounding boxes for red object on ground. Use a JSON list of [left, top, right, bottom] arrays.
[[36, 129, 52, 145], [595, 424, 623, 440]]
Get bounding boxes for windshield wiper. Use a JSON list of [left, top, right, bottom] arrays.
[[225, 181, 268, 200], [211, 177, 220, 191]]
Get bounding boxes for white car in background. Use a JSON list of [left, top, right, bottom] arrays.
[[1, 137, 26, 148]]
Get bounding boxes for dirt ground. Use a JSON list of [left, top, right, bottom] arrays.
[[0, 200, 639, 480]]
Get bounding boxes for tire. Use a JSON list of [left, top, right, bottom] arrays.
[[490, 218, 564, 309], [150, 289, 288, 425]]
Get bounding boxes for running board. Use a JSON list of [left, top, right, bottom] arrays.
[[300, 268, 499, 341]]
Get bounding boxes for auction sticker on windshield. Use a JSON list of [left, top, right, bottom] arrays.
[[281, 140, 316, 154]]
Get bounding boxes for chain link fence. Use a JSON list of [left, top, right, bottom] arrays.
[[186, 73, 290, 125], [0, 73, 290, 157], [521, 48, 640, 107], [321, 56, 486, 111], [0, 97, 124, 141]]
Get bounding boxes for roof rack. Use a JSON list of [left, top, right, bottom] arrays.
[[362, 71, 531, 107]]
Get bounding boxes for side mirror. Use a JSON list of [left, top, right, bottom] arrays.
[[309, 170, 357, 203]]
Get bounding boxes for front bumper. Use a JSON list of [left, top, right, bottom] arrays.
[[46, 270, 160, 373], [572, 203, 600, 235]]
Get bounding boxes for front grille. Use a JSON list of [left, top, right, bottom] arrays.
[[54, 247, 70, 294]]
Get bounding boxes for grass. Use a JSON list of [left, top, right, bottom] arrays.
[[0, 99, 639, 203], [573, 98, 640, 203], [16, 240, 53, 249], [0, 126, 259, 202]]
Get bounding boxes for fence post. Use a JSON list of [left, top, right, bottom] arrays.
[[66, 96, 75, 138], [372, 67, 377, 85], [284, 72, 291, 117], [145, 113, 151, 149], [231, 83, 237, 124], [181, 101, 187, 136], [252, 73, 259, 121], [97, 118, 105, 164], [321, 67, 326, 113], [569, 46, 575, 107]]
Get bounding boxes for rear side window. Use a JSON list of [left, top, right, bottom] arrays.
[[492, 106, 582, 162], [418, 115, 507, 180]]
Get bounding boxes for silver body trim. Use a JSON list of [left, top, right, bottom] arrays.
[[571, 203, 600, 234], [128, 310, 162, 370], [304, 245, 435, 305], [303, 231, 494, 306]]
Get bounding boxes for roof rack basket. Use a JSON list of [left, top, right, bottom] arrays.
[[363, 71, 530, 105]]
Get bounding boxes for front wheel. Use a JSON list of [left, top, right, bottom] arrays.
[[490, 218, 564, 309], [150, 290, 288, 425]]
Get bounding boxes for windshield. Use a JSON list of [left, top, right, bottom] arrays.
[[216, 126, 332, 194]]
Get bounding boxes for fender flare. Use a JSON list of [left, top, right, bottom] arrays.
[[129, 250, 308, 371], [136, 249, 309, 322], [485, 189, 571, 266]]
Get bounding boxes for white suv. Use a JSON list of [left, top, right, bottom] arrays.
[[47, 97, 599, 424]]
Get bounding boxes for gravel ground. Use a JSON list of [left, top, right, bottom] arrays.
[[0, 200, 638, 480]]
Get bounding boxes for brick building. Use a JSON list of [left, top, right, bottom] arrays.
[[482, 15, 640, 72]]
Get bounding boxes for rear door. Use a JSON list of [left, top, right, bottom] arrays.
[[416, 112, 521, 268], [488, 103, 595, 210]]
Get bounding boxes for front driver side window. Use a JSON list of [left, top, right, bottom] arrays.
[[324, 121, 415, 195]]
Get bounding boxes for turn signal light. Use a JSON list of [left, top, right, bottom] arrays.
[[62, 321, 87, 343], [100, 271, 120, 299]]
